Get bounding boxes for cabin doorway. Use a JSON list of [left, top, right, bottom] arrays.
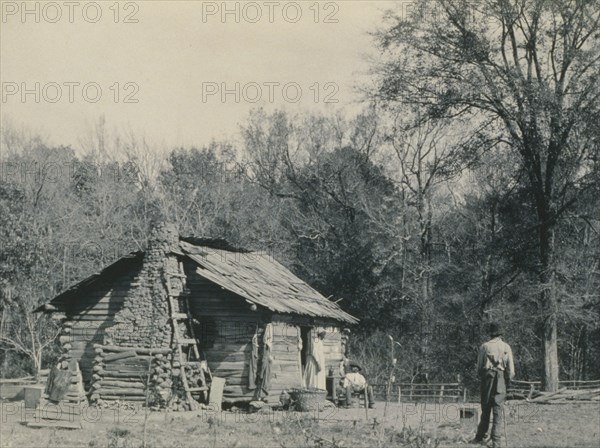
[[300, 326, 311, 373]]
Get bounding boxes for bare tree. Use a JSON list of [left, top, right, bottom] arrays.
[[375, 0, 600, 391]]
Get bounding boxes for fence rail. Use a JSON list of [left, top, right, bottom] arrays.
[[370, 379, 600, 403], [508, 379, 600, 399], [371, 382, 467, 403]]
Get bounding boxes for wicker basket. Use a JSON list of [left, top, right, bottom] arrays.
[[289, 387, 327, 412]]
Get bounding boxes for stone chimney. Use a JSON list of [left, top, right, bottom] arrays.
[[105, 222, 180, 348]]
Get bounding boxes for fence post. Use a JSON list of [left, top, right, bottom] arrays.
[[398, 385, 402, 404]]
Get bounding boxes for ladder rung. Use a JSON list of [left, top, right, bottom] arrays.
[[189, 387, 208, 392], [185, 361, 203, 366], [178, 338, 197, 345]]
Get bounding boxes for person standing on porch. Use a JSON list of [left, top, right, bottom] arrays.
[[472, 322, 515, 448], [304, 330, 327, 390]]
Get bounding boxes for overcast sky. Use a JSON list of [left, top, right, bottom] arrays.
[[1, 1, 395, 152]]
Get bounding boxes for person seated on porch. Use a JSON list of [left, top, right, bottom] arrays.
[[337, 361, 375, 409]]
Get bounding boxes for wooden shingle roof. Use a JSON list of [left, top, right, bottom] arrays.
[[34, 252, 144, 312], [37, 238, 357, 324], [180, 240, 357, 324]]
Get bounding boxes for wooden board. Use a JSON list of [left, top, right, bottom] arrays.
[[209, 377, 226, 410]]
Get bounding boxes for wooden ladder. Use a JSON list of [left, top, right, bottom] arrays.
[[165, 260, 207, 410]]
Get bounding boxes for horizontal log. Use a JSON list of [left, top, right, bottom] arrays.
[[76, 310, 119, 316], [208, 361, 247, 370], [400, 384, 462, 391], [67, 332, 107, 340], [559, 380, 600, 384], [102, 364, 148, 374], [271, 348, 299, 355], [100, 395, 147, 401], [272, 360, 301, 367], [223, 385, 252, 395], [273, 333, 300, 341], [75, 303, 125, 310], [205, 345, 250, 353], [104, 351, 138, 362], [529, 387, 568, 402], [97, 388, 146, 396], [547, 388, 600, 399], [100, 380, 145, 388], [277, 365, 300, 373], [272, 354, 300, 362], [271, 376, 302, 386], [219, 377, 248, 386], [115, 356, 153, 366], [69, 312, 116, 319], [323, 347, 343, 353], [215, 372, 246, 380], [207, 353, 248, 363], [70, 322, 107, 328], [96, 370, 148, 379], [96, 345, 172, 355]]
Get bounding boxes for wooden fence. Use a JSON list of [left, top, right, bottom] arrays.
[[508, 379, 600, 399], [370, 379, 600, 403], [371, 382, 467, 403]]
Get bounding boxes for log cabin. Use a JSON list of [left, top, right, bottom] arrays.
[[37, 223, 357, 409]]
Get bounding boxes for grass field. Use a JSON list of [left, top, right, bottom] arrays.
[[1, 400, 598, 447]]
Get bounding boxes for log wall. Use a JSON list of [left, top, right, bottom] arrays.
[[203, 322, 258, 402], [268, 321, 303, 403], [319, 325, 344, 373], [183, 266, 347, 403], [184, 260, 264, 402], [89, 345, 177, 407], [60, 269, 142, 387]]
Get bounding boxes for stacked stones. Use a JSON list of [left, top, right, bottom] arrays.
[[91, 222, 195, 409], [84, 222, 209, 410], [57, 321, 74, 369], [105, 223, 176, 347], [151, 352, 174, 407]]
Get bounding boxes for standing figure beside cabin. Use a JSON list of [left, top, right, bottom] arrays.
[[473, 322, 515, 448], [304, 330, 327, 389]]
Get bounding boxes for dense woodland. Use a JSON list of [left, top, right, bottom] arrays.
[[1, 0, 599, 393]]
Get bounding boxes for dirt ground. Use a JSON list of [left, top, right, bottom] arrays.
[[0, 400, 598, 447]]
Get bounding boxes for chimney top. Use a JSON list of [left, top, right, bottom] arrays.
[[148, 221, 179, 254]]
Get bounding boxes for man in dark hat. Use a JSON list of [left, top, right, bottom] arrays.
[[472, 322, 515, 447], [338, 360, 375, 409]]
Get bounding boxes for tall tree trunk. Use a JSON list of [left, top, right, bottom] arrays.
[[539, 223, 559, 391], [417, 193, 433, 365]]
